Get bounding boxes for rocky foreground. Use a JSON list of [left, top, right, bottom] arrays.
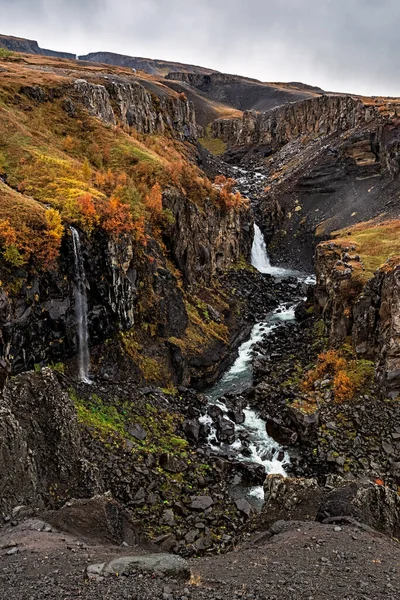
[[1, 503, 399, 600]]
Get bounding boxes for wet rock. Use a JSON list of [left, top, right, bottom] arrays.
[[228, 409, 246, 424], [216, 418, 235, 444], [266, 417, 298, 446]]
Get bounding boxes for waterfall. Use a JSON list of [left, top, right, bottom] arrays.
[[251, 224, 274, 272], [251, 224, 294, 277], [70, 227, 91, 383]]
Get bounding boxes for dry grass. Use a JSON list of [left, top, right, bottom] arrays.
[[331, 218, 400, 278]]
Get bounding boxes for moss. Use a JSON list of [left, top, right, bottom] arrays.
[[198, 136, 227, 156], [69, 388, 189, 456], [120, 330, 170, 384]]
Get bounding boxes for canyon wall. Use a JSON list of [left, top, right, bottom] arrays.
[[211, 95, 375, 149], [73, 79, 198, 139], [315, 244, 400, 399]]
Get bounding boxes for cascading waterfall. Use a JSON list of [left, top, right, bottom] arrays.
[[70, 227, 91, 383], [201, 223, 302, 501], [251, 223, 295, 277]]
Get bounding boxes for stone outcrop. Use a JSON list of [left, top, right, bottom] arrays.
[[0, 368, 96, 515], [211, 95, 375, 149], [163, 188, 253, 285], [315, 244, 400, 398], [259, 475, 400, 539], [73, 79, 197, 139]]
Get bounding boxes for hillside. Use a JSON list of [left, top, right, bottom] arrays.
[[79, 50, 218, 76], [165, 71, 321, 113], [0, 33, 75, 59]]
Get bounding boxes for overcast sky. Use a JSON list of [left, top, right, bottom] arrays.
[[1, 0, 399, 96]]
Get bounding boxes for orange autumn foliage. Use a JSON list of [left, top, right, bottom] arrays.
[[302, 347, 374, 404], [77, 193, 98, 232], [213, 175, 245, 209], [0, 219, 17, 247], [145, 183, 163, 218]]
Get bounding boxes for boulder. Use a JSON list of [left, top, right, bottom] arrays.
[[317, 482, 400, 537], [216, 418, 235, 444], [266, 417, 298, 446], [89, 552, 191, 579], [44, 494, 140, 546], [190, 496, 213, 511]]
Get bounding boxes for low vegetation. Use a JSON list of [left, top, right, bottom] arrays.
[[0, 62, 245, 271], [331, 218, 400, 279], [302, 344, 374, 404]]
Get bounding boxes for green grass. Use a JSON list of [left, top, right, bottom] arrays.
[[0, 48, 14, 59], [198, 136, 227, 156], [69, 388, 189, 455]]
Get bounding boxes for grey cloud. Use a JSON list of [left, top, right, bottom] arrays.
[[1, 0, 399, 95]]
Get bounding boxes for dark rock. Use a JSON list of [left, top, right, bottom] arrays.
[[190, 496, 214, 511], [127, 423, 147, 441], [216, 417, 235, 443], [235, 498, 253, 517], [266, 417, 298, 446], [159, 454, 188, 473], [183, 419, 200, 443], [228, 409, 245, 424], [317, 482, 400, 537]]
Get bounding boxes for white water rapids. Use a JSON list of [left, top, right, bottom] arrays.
[[70, 227, 91, 383], [201, 223, 309, 501]]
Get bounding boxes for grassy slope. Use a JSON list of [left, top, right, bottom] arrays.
[[0, 51, 248, 385], [330, 218, 400, 279]]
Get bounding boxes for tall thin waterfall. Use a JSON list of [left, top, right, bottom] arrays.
[[251, 224, 273, 272], [251, 224, 293, 277], [70, 227, 91, 383]]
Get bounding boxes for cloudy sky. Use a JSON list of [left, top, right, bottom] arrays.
[[1, 0, 399, 96]]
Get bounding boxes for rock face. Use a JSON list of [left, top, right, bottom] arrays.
[[211, 95, 374, 148], [0, 187, 251, 379], [0, 368, 95, 515], [163, 188, 253, 285], [73, 78, 197, 140], [315, 244, 400, 398]]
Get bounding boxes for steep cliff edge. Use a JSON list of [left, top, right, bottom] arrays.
[[0, 52, 252, 388], [211, 95, 372, 148], [315, 220, 400, 398], [210, 94, 399, 271]]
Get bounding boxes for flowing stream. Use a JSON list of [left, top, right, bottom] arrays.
[[70, 227, 91, 383], [201, 223, 306, 500]]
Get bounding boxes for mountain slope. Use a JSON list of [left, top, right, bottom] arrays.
[[79, 51, 218, 76]]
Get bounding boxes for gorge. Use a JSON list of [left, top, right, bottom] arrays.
[[0, 37, 399, 600]]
